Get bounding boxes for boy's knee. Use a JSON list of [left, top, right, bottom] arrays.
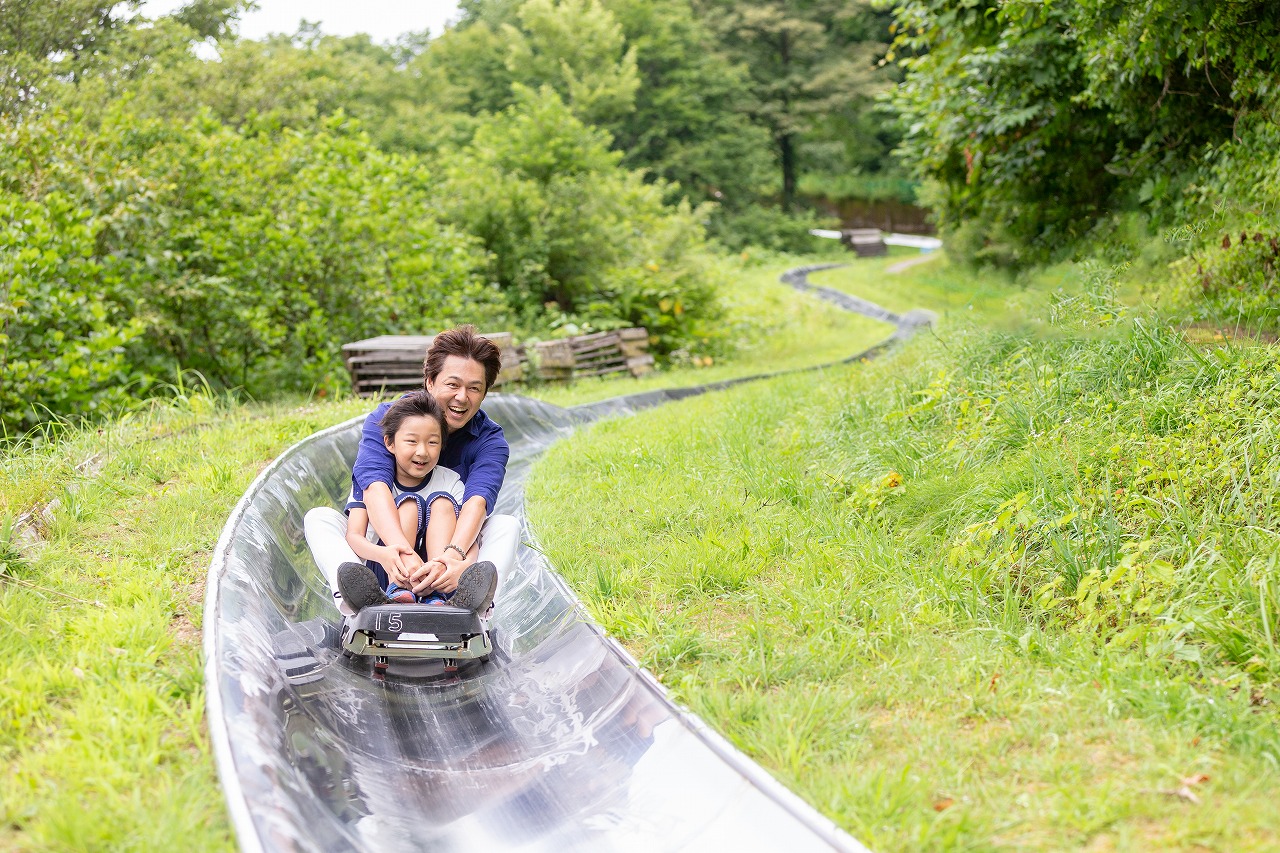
[[430, 494, 459, 513]]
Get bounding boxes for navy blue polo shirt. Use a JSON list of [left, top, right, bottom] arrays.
[[351, 399, 509, 514]]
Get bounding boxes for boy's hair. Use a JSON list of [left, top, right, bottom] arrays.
[[380, 390, 446, 442], [423, 325, 502, 391]]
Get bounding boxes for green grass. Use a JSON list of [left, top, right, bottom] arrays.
[[523, 256, 894, 408], [525, 266, 1280, 849], [0, 392, 371, 851], [0, 250, 897, 848], [808, 251, 1072, 323]]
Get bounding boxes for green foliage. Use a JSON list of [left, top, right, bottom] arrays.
[[1165, 232, 1280, 332], [0, 105, 498, 430], [502, 0, 640, 126], [887, 0, 1280, 267], [705, 203, 835, 254], [0, 0, 137, 116], [0, 192, 145, 432], [436, 0, 776, 210], [439, 86, 720, 350], [695, 0, 897, 210], [601, 0, 774, 208]]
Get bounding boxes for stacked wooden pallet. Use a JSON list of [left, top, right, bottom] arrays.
[[840, 228, 888, 257], [342, 332, 520, 397], [530, 328, 653, 382]]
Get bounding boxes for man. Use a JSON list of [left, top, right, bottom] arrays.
[[304, 326, 520, 615]]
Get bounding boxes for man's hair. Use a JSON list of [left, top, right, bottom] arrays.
[[380, 390, 446, 442], [422, 324, 502, 391]]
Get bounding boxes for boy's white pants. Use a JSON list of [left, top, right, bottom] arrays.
[[303, 508, 520, 616]]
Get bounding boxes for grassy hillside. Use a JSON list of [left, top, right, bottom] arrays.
[[0, 257, 876, 849], [526, 256, 1280, 850], [0, 394, 373, 850], [525, 254, 897, 408]]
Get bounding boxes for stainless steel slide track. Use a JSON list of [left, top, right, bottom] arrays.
[[205, 267, 914, 851]]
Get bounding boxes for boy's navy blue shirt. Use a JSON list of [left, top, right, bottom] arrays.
[[351, 399, 509, 514]]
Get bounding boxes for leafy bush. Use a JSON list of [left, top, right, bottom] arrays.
[[1165, 232, 1280, 332], [0, 192, 145, 432], [705, 204, 836, 255], [832, 314, 1280, 677], [438, 86, 722, 351], [0, 106, 498, 430], [888, 0, 1278, 267]]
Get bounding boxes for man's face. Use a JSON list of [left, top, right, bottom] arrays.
[[426, 356, 488, 434]]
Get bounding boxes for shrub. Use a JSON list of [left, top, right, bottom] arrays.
[[438, 86, 722, 352], [0, 106, 499, 431], [0, 191, 145, 432]]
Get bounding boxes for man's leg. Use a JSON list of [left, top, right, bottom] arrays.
[[475, 513, 520, 584], [303, 507, 362, 617]]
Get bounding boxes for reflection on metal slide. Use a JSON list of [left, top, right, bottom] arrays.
[[205, 268, 906, 852]]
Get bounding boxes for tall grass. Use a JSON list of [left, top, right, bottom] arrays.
[[526, 285, 1280, 848], [0, 392, 370, 851]]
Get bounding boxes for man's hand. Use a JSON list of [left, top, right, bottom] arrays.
[[381, 544, 424, 587], [409, 558, 445, 595], [412, 554, 468, 594]]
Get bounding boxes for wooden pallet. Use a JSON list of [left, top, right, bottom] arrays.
[[342, 332, 521, 397], [530, 328, 653, 382], [841, 228, 888, 257]]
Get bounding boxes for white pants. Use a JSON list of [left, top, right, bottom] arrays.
[[303, 508, 520, 616]]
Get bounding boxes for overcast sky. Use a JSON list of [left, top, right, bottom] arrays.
[[137, 1, 463, 43]]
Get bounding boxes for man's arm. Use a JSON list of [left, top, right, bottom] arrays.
[[417, 432, 509, 593], [459, 429, 510, 516]]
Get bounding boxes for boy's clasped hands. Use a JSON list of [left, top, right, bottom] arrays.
[[380, 544, 467, 595]]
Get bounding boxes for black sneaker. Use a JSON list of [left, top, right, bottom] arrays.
[[450, 560, 498, 614], [337, 562, 390, 612]]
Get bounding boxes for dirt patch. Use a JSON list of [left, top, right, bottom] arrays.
[[172, 571, 207, 647]]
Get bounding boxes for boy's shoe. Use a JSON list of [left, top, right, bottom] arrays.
[[450, 560, 498, 614], [337, 562, 390, 612], [385, 584, 417, 604]]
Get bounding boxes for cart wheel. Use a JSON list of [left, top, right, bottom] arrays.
[[443, 659, 458, 674], [373, 657, 389, 681]]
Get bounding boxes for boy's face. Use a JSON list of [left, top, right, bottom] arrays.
[[426, 356, 488, 434], [384, 414, 443, 485]]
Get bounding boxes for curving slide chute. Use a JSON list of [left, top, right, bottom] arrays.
[[205, 391, 869, 852]]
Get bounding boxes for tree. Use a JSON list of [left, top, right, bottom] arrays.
[[437, 86, 720, 348], [602, 0, 772, 210], [888, 0, 1280, 266], [694, 0, 892, 211], [502, 0, 640, 126], [430, 0, 774, 210], [0, 0, 135, 115]]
